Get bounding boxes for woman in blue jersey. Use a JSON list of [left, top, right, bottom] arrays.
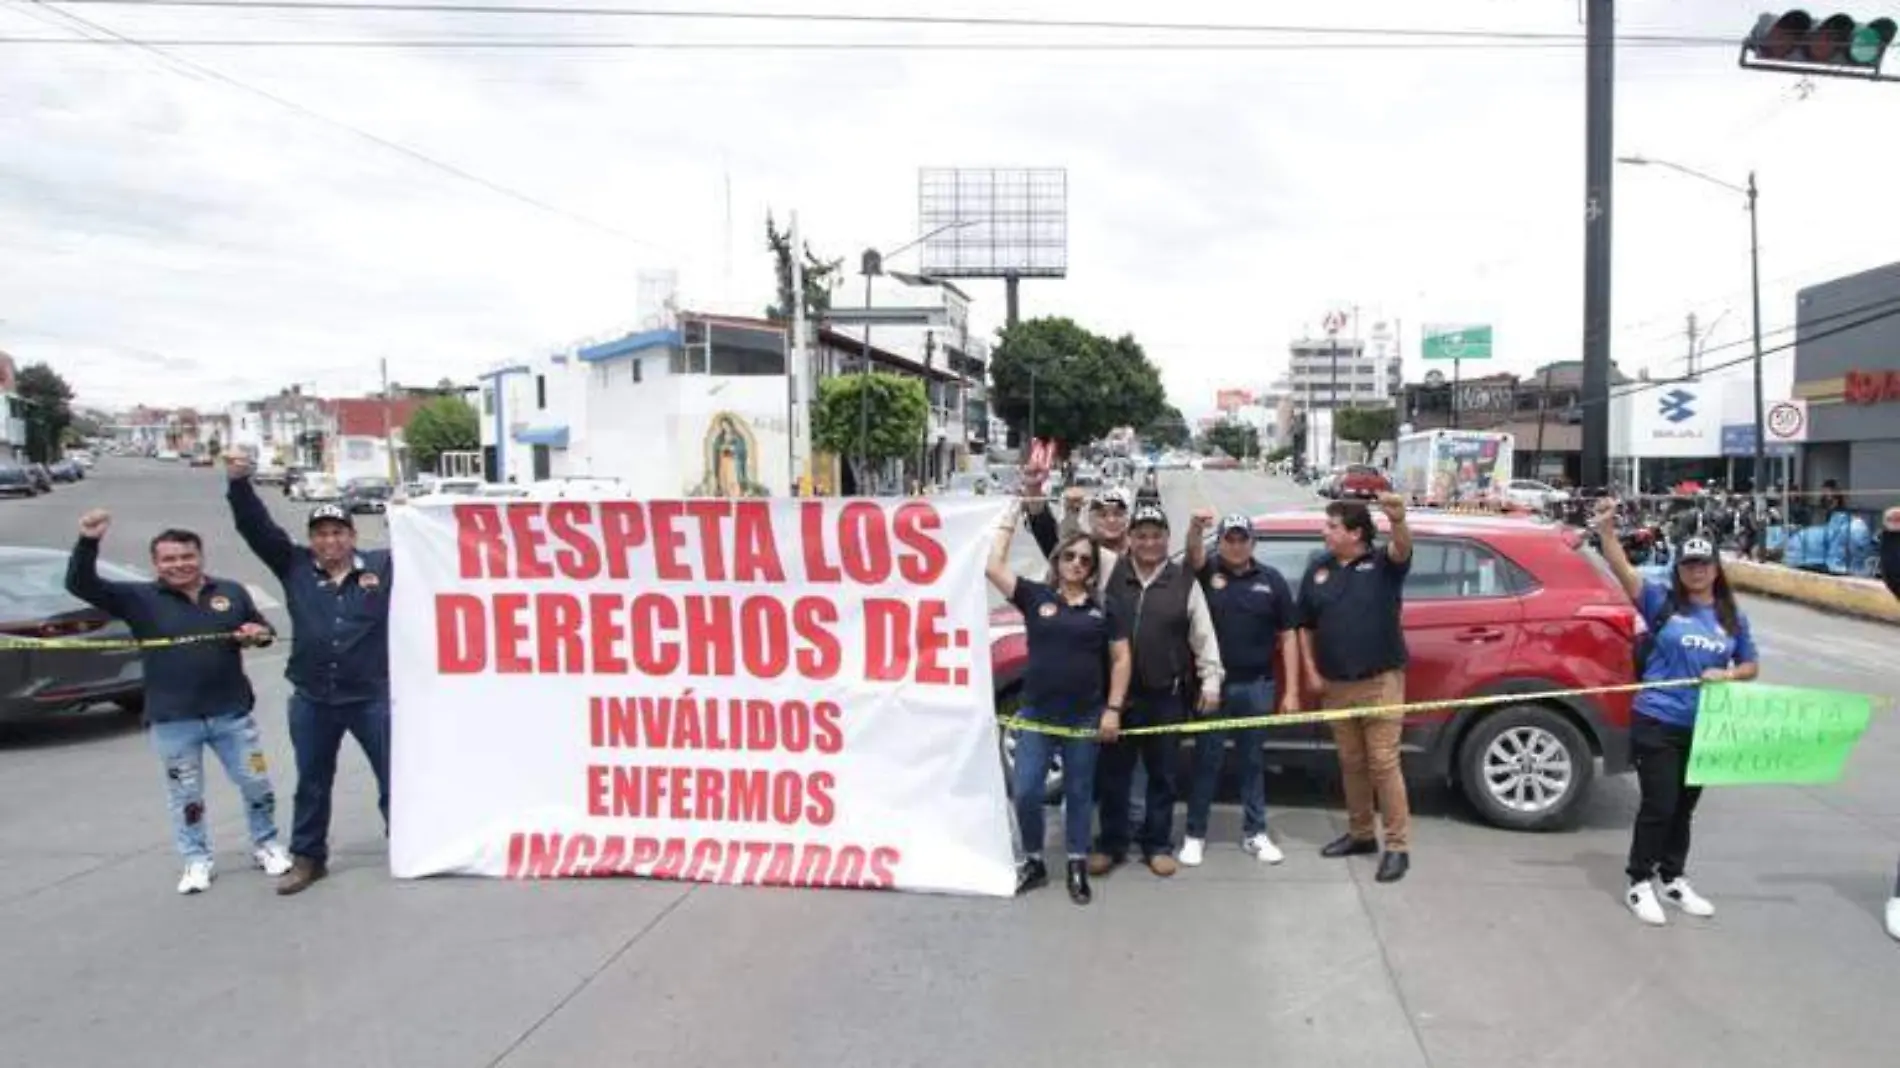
[[1596, 498, 1760, 926]]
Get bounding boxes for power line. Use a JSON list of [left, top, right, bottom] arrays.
[[0, 36, 1742, 50], [40, 1, 1742, 44], [19, 0, 673, 252]]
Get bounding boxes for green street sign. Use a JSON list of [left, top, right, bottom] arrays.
[[1422, 324, 1493, 361]]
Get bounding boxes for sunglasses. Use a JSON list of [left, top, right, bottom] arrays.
[[1059, 550, 1093, 563]]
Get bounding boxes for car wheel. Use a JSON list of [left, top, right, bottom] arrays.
[[995, 685, 1064, 805], [1457, 705, 1594, 831]]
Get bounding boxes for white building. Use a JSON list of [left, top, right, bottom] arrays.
[[0, 352, 23, 464], [480, 313, 796, 497], [1608, 356, 1798, 492], [1287, 335, 1402, 416]]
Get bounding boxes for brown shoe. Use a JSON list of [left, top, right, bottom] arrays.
[[276, 856, 327, 896], [1146, 854, 1180, 878], [1086, 852, 1123, 877]]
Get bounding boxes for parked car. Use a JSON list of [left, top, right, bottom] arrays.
[[0, 465, 38, 498], [0, 546, 146, 722], [68, 450, 96, 470], [1505, 478, 1570, 512], [413, 477, 483, 498], [253, 463, 288, 485], [292, 475, 342, 502], [24, 464, 54, 493], [188, 452, 215, 468], [47, 460, 84, 483], [990, 509, 1641, 831], [1336, 463, 1392, 500], [343, 477, 394, 514]]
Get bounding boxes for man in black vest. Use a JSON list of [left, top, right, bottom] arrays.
[[1088, 505, 1224, 878]]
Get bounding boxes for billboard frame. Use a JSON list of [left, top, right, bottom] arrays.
[[917, 167, 1069, 280]]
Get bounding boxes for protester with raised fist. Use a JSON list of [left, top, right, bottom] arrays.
[[987, 501, 1131, 906], [1299, 494, 1415, 883], [64, 508, 290, 894], [1180, 509, 1299, 867], [1596, 497, 1760, 927], [225, 451, 393, 896]]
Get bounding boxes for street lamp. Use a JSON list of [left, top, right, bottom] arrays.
[[1618, 155, 1766, 519], [856, 219, 975, 493]]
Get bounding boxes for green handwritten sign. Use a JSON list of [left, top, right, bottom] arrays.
[[1687, 683, 1872, 786]]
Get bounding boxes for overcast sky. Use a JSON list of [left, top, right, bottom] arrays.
[[2, 0, 1896, 416]]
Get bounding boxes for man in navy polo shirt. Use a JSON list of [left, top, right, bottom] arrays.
[[1181, 510, 1300, 867], [65, 509, 292, 895], [225, 454, 392, 895]]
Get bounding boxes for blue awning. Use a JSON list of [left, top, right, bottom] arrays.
[[513, 425, 569, 448], [578, 328, 679, 363]]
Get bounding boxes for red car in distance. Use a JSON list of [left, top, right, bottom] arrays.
[[1335, 464, 1392, 499], [990, 509, 1642, 831]]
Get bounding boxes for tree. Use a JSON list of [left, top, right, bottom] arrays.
[[1143, 404, 1191, 449], [405, 396, 480, 473], [763, 213, 843, 323], [988, 317, 1166, 452], [1265, 443, 1295, 464], [1336, 407, 1399, 463], [17, 362, 74, 463], [1200, 422, 1258, 460], [811, 373, 928, 493]]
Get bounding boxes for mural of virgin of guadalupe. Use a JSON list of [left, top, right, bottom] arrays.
[[694, 412, 765, 497]]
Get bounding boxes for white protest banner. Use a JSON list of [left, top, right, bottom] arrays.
[[388, 497, 1017, 897]]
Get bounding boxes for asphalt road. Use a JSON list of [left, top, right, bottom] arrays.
[[1, 460, 1897, 1068]]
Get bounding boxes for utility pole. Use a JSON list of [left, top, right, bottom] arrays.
[[1685, 312, 1700, 377], [790, 210, 806, 496], [1579, 0, 1615, 492], [381, 356, 396, 482], [1748, 170, 1765, 515]]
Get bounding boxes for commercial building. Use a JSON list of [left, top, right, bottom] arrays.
[[1791, 261, 1900, 498], [1286, 335, 1401, 416], [1398, 361, 1614, 484]]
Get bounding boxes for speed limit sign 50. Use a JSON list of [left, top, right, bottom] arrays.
[[1766, 400, 1807, 443]]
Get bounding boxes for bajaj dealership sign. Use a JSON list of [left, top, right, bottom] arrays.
[[1624, 384, 1721, 458]]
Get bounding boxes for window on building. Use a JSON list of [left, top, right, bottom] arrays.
[[536, 375, 547, 410], [631, 359, 643, 384], [482, 388, 494, 415], [707, 324, 787, 376]]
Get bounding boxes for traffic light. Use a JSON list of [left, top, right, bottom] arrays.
[[1742, 11, 1899, 81]]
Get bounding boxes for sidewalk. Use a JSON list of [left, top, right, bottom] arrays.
[[1723, 555, 1900, 625]]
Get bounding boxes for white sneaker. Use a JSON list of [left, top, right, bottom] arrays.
[[1662, 878, 1716, 918], [177, 859, 214, 895], [1625, 881, 1666, 926], [253, 841, 293, 877], [1179, 837, 1206, 867], [1242, 833, 1285, 865], [1884, 897, 1899, 941]]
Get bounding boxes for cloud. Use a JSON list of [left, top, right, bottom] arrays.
[[0, 0, 1895, 418]]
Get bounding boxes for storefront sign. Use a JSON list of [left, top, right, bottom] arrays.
[[1845, 369, 1900, 405], [1719, 425, 1795, 458]]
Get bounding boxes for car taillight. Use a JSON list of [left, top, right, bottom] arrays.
[[0, 618, 108, 640], [1575, 604, 1640, 640]]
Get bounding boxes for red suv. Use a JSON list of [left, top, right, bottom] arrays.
[[990, 509, 1641, 831]]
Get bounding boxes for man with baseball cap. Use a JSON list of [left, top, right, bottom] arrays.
[[1022, 472, 1130, 592], [226, 454, 393, 895], [1090, 503, 1223, 878]]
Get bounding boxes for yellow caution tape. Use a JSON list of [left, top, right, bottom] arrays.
[[998, 678, 1710, 739], [0, 632, 246, 652]]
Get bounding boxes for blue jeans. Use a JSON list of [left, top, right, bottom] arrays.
[[149, 712, 280, 863], [1095, 691, 1185, 859], [1185, 679, 1277, 840], [289, 695, 392, 863], [1012, 709, 1101, 860]]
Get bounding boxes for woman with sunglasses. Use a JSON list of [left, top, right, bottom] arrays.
[[987, 502, 1132, 905], [1595, 498, 1760, 926]]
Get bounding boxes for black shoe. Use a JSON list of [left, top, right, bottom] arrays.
[[1320, 834, 1380, 859], [1066, 859, 1092, 906], [1375, 851, 1410, 883], [1016, 857, 1049, 895]]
